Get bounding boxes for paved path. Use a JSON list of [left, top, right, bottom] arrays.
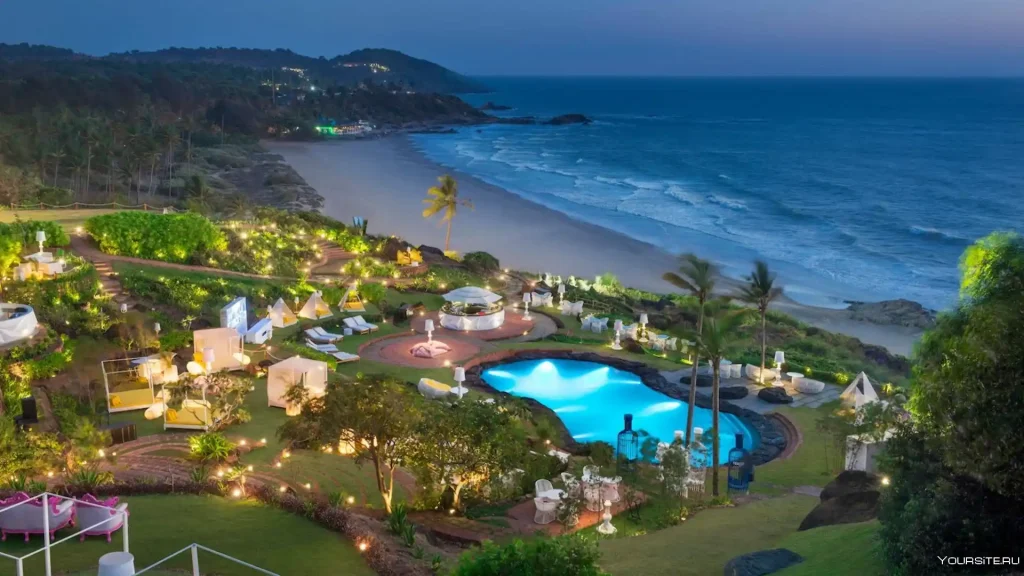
[[659, 369, 841, 414]]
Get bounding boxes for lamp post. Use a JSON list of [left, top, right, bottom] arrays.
[[773, 350, 785, 386], [557, 283, 566, 304], [597, 499, 616, 535], [35, 230, 46, 255], [639, 313, 649, 343], [522, 292, 532, 320], [453, 366, 467, 399], [424, 319, 435, 343], [154, 322, 161, 337], [203, 346, 216, 374], [611, 319, 623, 350]]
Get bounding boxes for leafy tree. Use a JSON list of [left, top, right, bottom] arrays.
[[451, 534, 608, 576], [422, 174, 473, 252], [413, 397, 528, 509], [0, 415, 63, 478], [739, 260, 782, 384], [662, 254, 716, 446], [279, 374, 424, 513], [692, 309, 746, 496]]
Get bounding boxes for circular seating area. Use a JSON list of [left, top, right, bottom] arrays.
[[795, 378, 826, 394]]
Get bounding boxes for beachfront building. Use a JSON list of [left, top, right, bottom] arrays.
[[315, 121, 375, 136]]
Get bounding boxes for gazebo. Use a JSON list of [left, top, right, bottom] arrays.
[[439, 287, 505, 331], [193, 328, 246, 373], [267, 356, 328, 413]]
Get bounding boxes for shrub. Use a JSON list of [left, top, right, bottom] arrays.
[[0, 219, 69, 248], [188, 432, 236, 462], [357, 282, 387, 307], [85, 211, 226, 263], [462, 251, 499, 273], [451, 534, 608, 576]]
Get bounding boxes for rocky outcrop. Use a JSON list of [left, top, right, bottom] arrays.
[[820, 470, 881, 502], [681, 373, 713, 388], [720, 387, 750, 400], [465, 349, 787, 465], [758, 387, 794, 404], [480, 102, 512, 111], [798, 470, 882, 531], [544, 114, 592, 125], [724, 549, 803, 576], [846, 299, 936, 330]]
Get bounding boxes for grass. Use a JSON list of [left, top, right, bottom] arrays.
[[597, 495, 818, 576], [775, 521, 883, 576], [0, 494, 373, 576], [751, 402, 843, 495], [0, 208, 122, 231]]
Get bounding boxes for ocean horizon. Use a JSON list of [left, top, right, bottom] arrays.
[[410, 77, 1024, 310]]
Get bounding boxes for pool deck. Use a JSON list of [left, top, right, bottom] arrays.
[[658, 369, 842, 414]]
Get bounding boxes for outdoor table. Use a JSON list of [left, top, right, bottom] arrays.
[[787, 372, 806, 387]]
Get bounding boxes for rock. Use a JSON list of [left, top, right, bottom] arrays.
[[798, 490, 880, 531], [758, 387, 794, 404], [622, 338, 646, 355], [720, 386, 750, 400], [479, 102, 512, 111], [724, 549, 803, 576], [820, 470, 881, 502], [846, 298, 936, 330], [680, 374, 714, 388], [376, 236, 412, 261], [544, 114, 592, 125], [494, 116, 537, 125]]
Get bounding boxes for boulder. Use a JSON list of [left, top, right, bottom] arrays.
[[680, 373, 714, 388], [798, 490, 880, 531], [723, 549, 803, 576], [846, 298, 936, 329], [758, 387, 794, 404], [719, 386, 750, 400], [820, 470, 881, 502], [544, 114, 592, 125], [480, 102, 512, 111]]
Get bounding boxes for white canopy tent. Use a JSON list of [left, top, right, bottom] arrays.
[[841, 372, 880, 409], [0, 303, 38, 347], [340, 288, 365, 312], [442, 287, 502, 305], [266, 355, 329, 410], [193, 328, 245, 373], [298, 291, 333, 320], [267, 298, 298, 328]]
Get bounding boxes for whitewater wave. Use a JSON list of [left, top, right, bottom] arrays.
[[706, 194, 748, 211], [909, 226, 972, 244]]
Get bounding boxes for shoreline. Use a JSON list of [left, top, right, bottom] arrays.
[[265, 136, 925, 356]]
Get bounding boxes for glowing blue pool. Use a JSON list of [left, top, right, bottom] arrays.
[[482, 359, 759, 465]]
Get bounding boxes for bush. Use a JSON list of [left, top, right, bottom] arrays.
[[85, 211, 226, 263], [451, 534, 608, 576], [188, 432, 236, 462], [357, 282, 387, 307], [462, 251, 499, 273], [0, 219, 70, 248]]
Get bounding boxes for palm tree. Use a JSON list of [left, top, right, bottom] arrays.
[[49, 146, 65, 189], [693, 309, 747, 497], [662, 254, 716, 446], [422, 174, 473, 252], [739, 261, 783, 384]]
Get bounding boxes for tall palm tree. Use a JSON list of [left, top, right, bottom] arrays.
[[739, 261, 783, 384], [694, 309, 747, 497], [662, 254, 716, 446], [49, 146, 65, 189], [422, 174, 473, 252]]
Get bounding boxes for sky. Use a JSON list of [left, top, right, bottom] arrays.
[[1, 0, 1022, 76]]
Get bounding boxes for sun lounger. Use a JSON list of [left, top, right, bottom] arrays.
[[312, 326, 344, 341], [304, 328, 337, 343], [342, 317, 371, 334], [331, 351, 360, 363], [305, 339, 339, 353], [352, 316, 378, 332]]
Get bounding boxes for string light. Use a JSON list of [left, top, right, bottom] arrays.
[[279, 486, 288, 493]]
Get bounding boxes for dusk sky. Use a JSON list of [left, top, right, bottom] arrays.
[[1, 0, 1022, 76]]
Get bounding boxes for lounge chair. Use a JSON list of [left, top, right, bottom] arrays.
[[352, 316, 378, 332], [304, 328, 336, 343], [560, 300, 573, 315], [0, 492, 75, 542], [570, 301, 584, 315], [342, 317, 371, 334], [331, 351, 360, 364], [417, 378, 451, 399], [76, 495, 128, 542], [305, 339, 339, 353], [664, 337, 678, 352], [313, 326, 344, 341], [580, 314, 595, 331], [591, 317, 608, 333], [534, 497, 558, 525]]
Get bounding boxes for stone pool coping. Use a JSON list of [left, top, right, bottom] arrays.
[[464, 349, 788, 466]]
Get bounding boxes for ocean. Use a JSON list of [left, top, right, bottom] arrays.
[[409, 78, 1024, 310]]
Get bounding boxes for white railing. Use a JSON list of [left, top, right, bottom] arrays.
[[135, 543, 279, 575], [0, 492, 129, 576]]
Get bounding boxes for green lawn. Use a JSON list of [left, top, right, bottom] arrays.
[[776, 521, 883, 576], [751, 403, 843, 495], [0, 495, 373, 576], [0, 208, 122, 231], [598, 495, 817, 576]]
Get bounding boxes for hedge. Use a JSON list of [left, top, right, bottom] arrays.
[[85, 211, 226, 263]]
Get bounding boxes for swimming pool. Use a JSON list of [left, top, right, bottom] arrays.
[[482, 359, 759, 465]]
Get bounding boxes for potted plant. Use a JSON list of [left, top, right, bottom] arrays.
[[556, 493, 582, 527]]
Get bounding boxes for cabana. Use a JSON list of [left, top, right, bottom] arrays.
[[267, 356, 329, 413], [101, 354, 178, 413], [267, 298, 298, 328], [193, 328, 245, 373], [0, 303, 38, 347], [841, 372, 880, 409], [164, 385, 217, 431], [298, 291, 333, 320], [439, 286, 505, 331], [340, 288, 366, 312]]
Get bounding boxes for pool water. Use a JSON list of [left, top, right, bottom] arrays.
[[482, 359, 759, 465]]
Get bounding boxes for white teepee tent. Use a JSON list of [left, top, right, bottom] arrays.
[[267, 298, 297, 328], [841, 371, 880, 409], [340, 288, 365, 312], [298, 291, 333, 320]]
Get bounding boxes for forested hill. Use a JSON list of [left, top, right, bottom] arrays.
[[2, 44, 489, 94]]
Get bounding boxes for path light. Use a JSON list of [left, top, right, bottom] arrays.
[[611, 319, 624, 350], [522, 293, 532, 320], [231, 488, 242, 498], [154, 322, 161, 336], [35, 230, 46, 254], [358, 541, 369, 552], [424, 319, 434, 343], [639, 313, 649, 343], [279, 486, 288, 493], [346, 496, 355, 505], [260, 438, 267, 445], [773, 350, 786, 385], [453, 366, 467, 399], [238, 439, 247, 446], [881, 476, 890, 486], [557, 283, 566, 304]]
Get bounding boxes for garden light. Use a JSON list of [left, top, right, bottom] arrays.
[[231, 488, 242, 498], [358, 541, 368, 552], [346, 496, 355, 505]]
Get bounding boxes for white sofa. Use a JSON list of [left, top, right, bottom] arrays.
[[0, 492, 75, 542], [76, 495, 128, 542]]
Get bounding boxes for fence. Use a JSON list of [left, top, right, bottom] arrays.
[[6, 202, 182, 212]]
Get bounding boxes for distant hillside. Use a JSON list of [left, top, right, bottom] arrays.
[[106, 46, 489, 94], [0, 42, 81, 61]]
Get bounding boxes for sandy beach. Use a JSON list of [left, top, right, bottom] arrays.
[[266, 136, 924, 356]]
